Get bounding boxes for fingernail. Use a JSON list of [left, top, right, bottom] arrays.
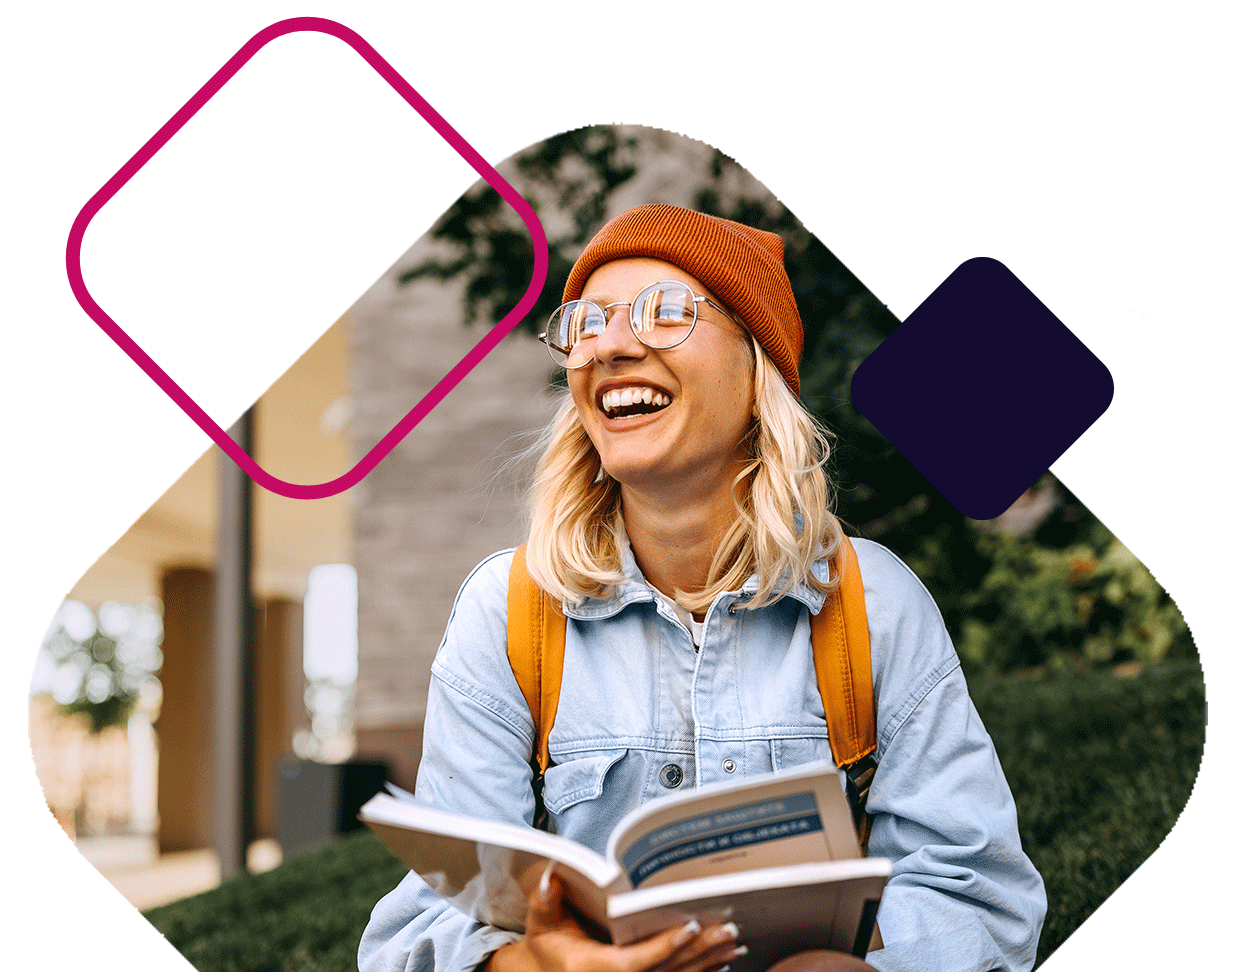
[[703, 921, 741, 946], [672, 919, 702, 946], [731, 945, 749, 957], [538, 862, 555, 897]]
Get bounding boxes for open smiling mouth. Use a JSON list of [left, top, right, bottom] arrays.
[[601, 386, 673, 419]]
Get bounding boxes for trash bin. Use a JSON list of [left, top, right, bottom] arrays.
[[277, 757, 388, 857]]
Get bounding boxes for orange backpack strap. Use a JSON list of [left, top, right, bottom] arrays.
[[811, 535, 876, 767], [812, 534, 878, 849], [507, 544, 566, 826]]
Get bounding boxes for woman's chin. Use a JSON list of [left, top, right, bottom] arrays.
[[598, 460, 671, 493], [600, 456, 732, 504], [592, 437, 673, 487]]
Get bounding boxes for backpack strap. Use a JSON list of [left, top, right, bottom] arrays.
[[507, 544, 565, 829], [811, 534, 878, 851], [507, 537, 877, 847]]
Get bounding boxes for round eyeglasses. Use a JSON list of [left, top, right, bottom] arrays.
[[538, 280, 738, 369]]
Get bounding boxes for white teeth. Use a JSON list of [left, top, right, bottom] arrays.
[[601, 386, 671, 415]]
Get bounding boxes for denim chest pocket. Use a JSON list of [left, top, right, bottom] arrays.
[[542, 748, 628, 815]]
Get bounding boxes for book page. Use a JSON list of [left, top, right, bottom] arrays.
[[360, 794, 619, 931], [609, 765, 859, 890]]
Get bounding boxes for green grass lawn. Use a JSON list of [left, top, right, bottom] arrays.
[[142, 659, 1205, 971], [967, 659, 1205, 962]]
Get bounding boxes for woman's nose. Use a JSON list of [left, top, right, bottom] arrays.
[[592, 306, 647, 364]]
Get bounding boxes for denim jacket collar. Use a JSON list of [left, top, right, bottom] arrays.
[[561, 539, 831, 621]]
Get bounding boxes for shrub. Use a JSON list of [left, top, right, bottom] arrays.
[[956, 532, 1192, 672]]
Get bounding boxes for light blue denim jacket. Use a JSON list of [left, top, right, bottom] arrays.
[[359, 539, 1046, 972]]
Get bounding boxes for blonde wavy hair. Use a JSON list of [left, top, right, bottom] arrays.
[[525, 341, 843, 613]]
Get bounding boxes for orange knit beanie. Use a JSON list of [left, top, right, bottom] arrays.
[[562, 204, 804, 396]]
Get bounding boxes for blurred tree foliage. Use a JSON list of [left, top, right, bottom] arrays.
[[398, 127, 640, 332], [397, 124, 1195, 674], [41, 601, 164, 733], [55, 626, 138, 732]]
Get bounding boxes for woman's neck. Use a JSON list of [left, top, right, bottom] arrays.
[[620, 483, 738, 602]]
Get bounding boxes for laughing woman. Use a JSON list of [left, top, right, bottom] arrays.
[[359, 205, 1045, 972]]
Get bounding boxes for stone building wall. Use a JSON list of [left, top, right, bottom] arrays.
[[348, 266, 557, 786]]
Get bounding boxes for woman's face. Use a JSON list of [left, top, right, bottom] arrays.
[[567, 257, 756, 502]]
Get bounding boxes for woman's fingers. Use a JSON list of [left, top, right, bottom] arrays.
[[611, 919, 709, 971], [661, 922, 745, 972], [618, 919, 744, 972]]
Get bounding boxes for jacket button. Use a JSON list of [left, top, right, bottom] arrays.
[[722, 759, 737, 773], [659, 763, 684, 788]]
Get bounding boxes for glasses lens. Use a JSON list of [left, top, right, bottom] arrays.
[[544, 301, 606, 367], [632, 282, 696, 349]]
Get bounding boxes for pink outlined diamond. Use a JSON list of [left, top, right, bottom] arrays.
[[65, 17, 549, 500]]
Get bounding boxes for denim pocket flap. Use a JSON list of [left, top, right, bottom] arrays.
[[542, 748, 627, 814]]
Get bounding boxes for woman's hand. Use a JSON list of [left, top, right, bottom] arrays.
[[485, 874, 746, 972]]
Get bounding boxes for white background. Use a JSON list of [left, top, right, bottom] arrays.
[[3, 2, 1228, 969]]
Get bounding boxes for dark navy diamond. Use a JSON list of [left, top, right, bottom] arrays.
[[850, 258, 1113, 520]]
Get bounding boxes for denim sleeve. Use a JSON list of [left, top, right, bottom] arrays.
[[855, 542, 1046, 972], [358, 551, 535, 972]]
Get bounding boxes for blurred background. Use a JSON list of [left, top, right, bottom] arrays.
[[28, 125, 1202, 965]]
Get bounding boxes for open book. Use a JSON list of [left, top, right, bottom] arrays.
[[359, 764, 890, 966]]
